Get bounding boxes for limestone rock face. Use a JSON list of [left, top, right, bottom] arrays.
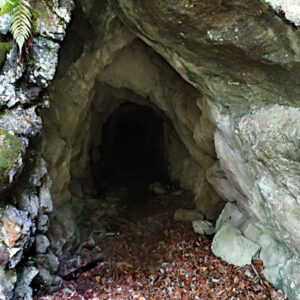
[[213, 105, 300, 253], [113, 0, 300, 109], [107, 1, 300, 297]]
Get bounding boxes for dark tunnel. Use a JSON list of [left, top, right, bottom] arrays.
[[92, 102, 169, 192]]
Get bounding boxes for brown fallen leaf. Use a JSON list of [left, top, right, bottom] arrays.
[[116, 261, 134, 269]]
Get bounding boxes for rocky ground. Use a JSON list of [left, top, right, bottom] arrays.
[[35, 181, 288, 300]]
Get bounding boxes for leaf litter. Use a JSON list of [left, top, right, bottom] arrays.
[[36, 189, 288, 300]]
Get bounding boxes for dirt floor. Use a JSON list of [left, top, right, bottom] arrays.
[[36, 179, 288, 300]]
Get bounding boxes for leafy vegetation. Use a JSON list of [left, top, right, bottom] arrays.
[[0, 0, 32, 55]]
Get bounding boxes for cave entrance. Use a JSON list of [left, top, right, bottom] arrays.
[[95, 102, 168, 190], [78, 101, 196, 270], [90, 102, 173, 223]]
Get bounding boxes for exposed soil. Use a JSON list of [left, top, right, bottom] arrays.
[[36, 180, 288, 300]]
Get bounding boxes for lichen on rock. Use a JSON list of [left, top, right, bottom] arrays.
[[0, 0, 73, 298], [0, 128, 22, 184]]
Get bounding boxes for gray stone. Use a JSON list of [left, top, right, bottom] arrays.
[[36, 252, 59, 274], [0, 206, 33, 268], [13, 266, 38, 300], [0, 0, 72, 297], [17, 193, 39, 220], [32, 0, 69, 41], [215, 203, 300, 297], [215, 203, 246, 232], [47, 205, 80, 257], [0, 267, 16, 300], [50, 276, 63, 292], [39, 176, 53, 214], [47, 0, 74, 23], [212, 222, 261, 266], [192, 220, 215, 235], [27, 37, 60, 88], [37, 268, 53, 286], [29, 158, 48, 187], [35, 234, 50, 254], [0, 14, 11, 34], [0, 106, 42, 137], [206, 162, 246, 204], [279, 257, 300, 300], [0, 48, 24, 107], [37, 214, 49, 233], [0, 245, 9, 267]]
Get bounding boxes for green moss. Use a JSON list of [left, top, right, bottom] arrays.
[[0, 129, 22, 182], [0, 41, 12, 66], [31, 8, 42, 33], [31, 0, 61, 33]]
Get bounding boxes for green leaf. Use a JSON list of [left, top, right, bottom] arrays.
[[0, 0, 16, 16], [2, 240, 8, 247], [1, 0, 32, 55]]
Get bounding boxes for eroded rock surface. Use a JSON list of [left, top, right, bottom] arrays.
[[0, 0, 74, 298], [109, 1, 300, 297]]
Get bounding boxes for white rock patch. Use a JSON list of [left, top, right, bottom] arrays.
[[265, 0, 300, 25]]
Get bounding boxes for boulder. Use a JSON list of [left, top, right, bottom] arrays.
[[212, 222, 261, 267], [192, 220, 215, 235]]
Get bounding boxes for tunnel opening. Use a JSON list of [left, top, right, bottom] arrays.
[[86, 100, 193, 226], [64, 99, 197, 277], [93, 102, 168, 193], [38, 15, 225, 293]]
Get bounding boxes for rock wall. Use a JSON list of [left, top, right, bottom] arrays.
[[0, 0, 299, 299], [0, 0, 74, 298], [111, 0, 300, 298]]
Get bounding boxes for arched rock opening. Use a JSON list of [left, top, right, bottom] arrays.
[[43, 36, 224, 268]]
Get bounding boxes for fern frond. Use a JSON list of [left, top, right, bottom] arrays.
[[10, 0, 32, 54], [1, 0, 32, 55], [0, 0, 17, 16]]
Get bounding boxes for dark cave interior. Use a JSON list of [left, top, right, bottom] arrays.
[[92, 102, 169, 193]]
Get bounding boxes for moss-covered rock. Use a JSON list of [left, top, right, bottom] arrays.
[[0, 128, 22, 182], [0, 41, 12, 66], [30, 0, 70, 40]]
